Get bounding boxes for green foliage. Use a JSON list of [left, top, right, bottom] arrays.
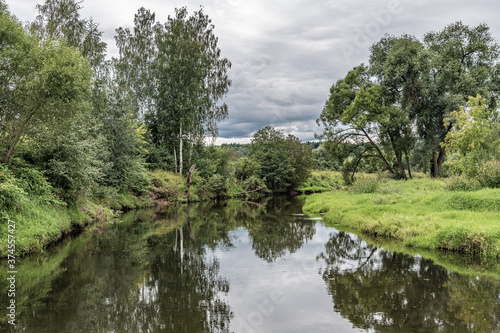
[[235, 157, 261, 180], [442, 95, 496, 177], [321, 22, 500, 179], [0, 164, 26, 210], [203, 174, 229, 198], [220, 143, 249, 157], [445, 175, 482, 191], [0, 11, 92, 163], [476, 160, 500, 188], [312, 143, 339, 170], [146, 145, 175, 171], [249, 126, 314, 193], [319, 64, 414, 179], [125, 6, 232, 173], [241, 175, 266, 192]]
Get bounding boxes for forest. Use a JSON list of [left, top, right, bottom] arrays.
[[1, 0, 500, 257]]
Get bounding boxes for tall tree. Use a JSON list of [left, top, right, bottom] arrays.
[[114, 7, 157, 120], [152, 7, 231, 175], [321, 22, 500, 179], [419, 21, 500, 177], [29, 0, 107, 71], [369, 34, 426, 178], [318, 65, 414, 180]]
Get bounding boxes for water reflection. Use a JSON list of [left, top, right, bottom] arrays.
[[1, 197, 500, 332], [319, 231, 500, 332], [246, 197, 316, 262]]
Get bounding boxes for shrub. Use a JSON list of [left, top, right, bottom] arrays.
[[0, 164, 27, 208], [445, 175, 482, 191], [476, 160, 500, 188], [196, 174, 230, 199]]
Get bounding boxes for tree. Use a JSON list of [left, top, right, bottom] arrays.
[[318, 65, 414, 180], [0, 9, 92, 163], [320, 22, 500, 179], [419, 22, 500, 177], [442, 95, 499, 177], [113, 7, 157, 120], [248, 126, 314, 193], [152, 7, 231, 175], [29, 0, 107, 72]]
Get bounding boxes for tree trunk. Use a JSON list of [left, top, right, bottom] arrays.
[[188, 133, 193, 166], [4, 106, 39, 163], [395, 152, 407, 179], [431, 123, 452, 178], [387, 131, 406, 179], [174, 147, 177, 174], [436, 148, 445, 177], [179, 120, 183, 176], [431, 148, 445, 178], [405, 151, 412, 179], [185, 164, 197, 200]]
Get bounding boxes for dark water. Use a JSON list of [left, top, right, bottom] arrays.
[[2, 196, 500, 332]]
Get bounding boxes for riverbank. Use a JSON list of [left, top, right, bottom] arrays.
[[0, 169, 340, 258], [303, 177, 500, 257]]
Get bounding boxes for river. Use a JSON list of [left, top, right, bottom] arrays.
[[1, 196, 500, 332]]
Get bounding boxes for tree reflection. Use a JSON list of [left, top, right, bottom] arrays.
[[14, 207, 233, 333], [246, 196, 316, 262], [319, 231, 500, 332], [445, 275, 500, 332]]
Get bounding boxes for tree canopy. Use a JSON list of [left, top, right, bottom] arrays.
[[319, 21, 500, 179], [249, 126, 314, 193]]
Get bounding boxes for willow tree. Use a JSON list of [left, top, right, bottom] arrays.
[[153, 7, 231, 175], [420, 22, 500, 177], [318, 65, 414, 180]]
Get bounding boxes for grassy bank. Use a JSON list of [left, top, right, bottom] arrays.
[[297, 170, 343, 193], [0, 168, 268, 257], [303, 176, 500, 257]]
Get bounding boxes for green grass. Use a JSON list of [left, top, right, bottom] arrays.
[[0, 199, 116, 257], [297, 170, 343, 193], [303, 177, 500, 257]]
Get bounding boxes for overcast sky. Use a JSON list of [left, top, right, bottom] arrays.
[[7, 0, 500, 144]]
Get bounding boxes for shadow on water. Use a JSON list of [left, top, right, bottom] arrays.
[[0, 196, 500, 332]]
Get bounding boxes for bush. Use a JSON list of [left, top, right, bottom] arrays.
[[248, 126, 314, 193], [0, 164, 26, 210], [445, 175, 482, 191], [14, 167, 64, 206], [205, 174, 229, 198], [476, 160, 500, 188]]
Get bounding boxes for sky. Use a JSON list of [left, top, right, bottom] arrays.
[[6, 0, 500, 144]]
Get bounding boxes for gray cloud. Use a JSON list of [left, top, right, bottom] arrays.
[[7, 0, 500, 144]]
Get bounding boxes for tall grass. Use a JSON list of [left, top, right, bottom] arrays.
[[304, 177, 500, 257]]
